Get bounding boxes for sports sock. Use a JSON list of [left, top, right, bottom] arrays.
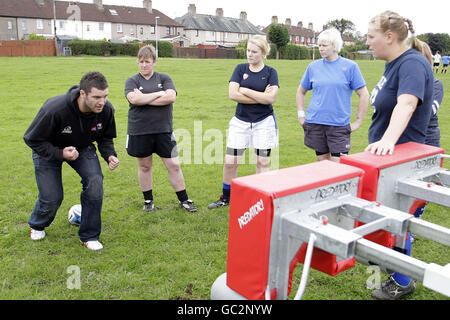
[[413, 205, 425, 218], [222, 183, 231, 201], [392, 233, 412, 286], [176, 189, 188, 202], [143, 189, 153, 202]]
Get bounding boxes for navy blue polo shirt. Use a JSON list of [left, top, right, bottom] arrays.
[[368, 49, 434, 144], [229, 63, 279, 123]]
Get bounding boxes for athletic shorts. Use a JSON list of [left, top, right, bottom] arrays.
[[126, 133, 179, 158], [434, 62, 440, 67], [226, 115, 279, 151], [303, 122, 351, 155]]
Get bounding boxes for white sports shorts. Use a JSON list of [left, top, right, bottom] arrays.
[[227, 115, 279, 150]]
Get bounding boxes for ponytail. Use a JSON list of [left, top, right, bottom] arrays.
[[404, 18, 422, 52]]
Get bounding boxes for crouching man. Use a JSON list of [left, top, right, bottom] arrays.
[[24, 71, 119, 251]]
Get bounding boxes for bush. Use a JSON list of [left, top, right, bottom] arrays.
[[67, 40, 140, 56], [28, 33, 46, 40], [235, 40, 248, 59], [267, 43, 277, 59], [142, 40, 174, 57]]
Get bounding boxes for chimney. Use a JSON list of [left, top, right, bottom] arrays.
[[94, 0, 104, 11], [216, 8, 224, 17], [143, 0, 152, 14], [271, 16, 278, 24], [285, 18, 291, 26], [188, 4, 196, 15], [297, 21, 303, 28], [240, 11, 247, 21], [308, 22, 313, 30]]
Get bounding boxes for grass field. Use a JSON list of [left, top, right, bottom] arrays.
[[0, 56, 449, 300]]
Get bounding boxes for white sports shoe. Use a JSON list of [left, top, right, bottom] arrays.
[[83, 240, 103, 251], [30, 228, 46, 240]]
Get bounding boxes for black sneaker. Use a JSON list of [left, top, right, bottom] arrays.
[[179, 199, 198, 212], [143, 200, 154, 212], [371, 276, 416, 300], [208, 196, 229, 209]]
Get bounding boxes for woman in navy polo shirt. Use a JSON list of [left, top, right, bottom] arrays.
[[208, 35, 279, 209], [365, 11, 434, 300]]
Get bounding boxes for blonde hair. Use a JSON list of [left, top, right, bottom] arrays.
[[248, 35, 270, 57], [370, 11, 421, 51], [318, 28, 343, 53], [138, 44, 157, 61], [414, 39, 433, 67]]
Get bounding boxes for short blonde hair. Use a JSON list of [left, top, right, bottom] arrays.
[[248, 35, 270, 57], [138, 44, 157, 61], [318, 28, 343, 53]]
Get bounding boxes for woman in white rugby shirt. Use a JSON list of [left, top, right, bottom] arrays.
[[208, 35, 279, 209]]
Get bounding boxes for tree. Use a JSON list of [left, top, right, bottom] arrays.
[[418, 33, 450, 54], [326, 19, 356, 37], [268, 24, 290, 59]]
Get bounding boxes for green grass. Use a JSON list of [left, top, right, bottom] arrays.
[[0, 56, 449, 300]]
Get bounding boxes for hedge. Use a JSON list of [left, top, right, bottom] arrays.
[[268, 43, 317, 60], [142, 40, 174, 58], [68, 40, 139, 56], [67, 40, 174, 57]]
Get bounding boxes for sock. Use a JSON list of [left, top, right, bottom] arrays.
[[392, 233, 412, 286], [222, 183, 231, 201], [143, 190, 153, 202], [176, 189, 188, 202], [413, 206, 425, 218]]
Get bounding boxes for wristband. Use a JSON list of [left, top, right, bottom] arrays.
[[297, 110, 306, 118]]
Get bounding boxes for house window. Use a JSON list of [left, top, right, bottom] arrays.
[[117, 24, 122, 33], [109, 9, 118, 16], [59, 21, 65, 29], [99, 23, 104, 31], [130, 27, 134, 35], [86, 24, 90, 32], [36, 19, 44, 29], [224, 32, 228, 39], [150, 25, 155, 34], [211, 31, 215, 37], [21, 21, 26, 30], [166, 27, 170, 35], [140, 27, 144, 35], [301, 36, 304, 43], [195, 30, 199, 37], [7, 21, 12, 30]]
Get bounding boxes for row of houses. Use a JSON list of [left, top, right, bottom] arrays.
[[0, 0, 352, 49]]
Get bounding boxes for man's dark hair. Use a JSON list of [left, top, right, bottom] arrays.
[[80, 71, 108, 94]]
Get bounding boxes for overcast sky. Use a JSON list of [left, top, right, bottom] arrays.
[[60, 0, 448, 35]]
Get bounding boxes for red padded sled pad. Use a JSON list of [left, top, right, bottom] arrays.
[[340, 142, 444, 247], [226, 161, 364, 300]]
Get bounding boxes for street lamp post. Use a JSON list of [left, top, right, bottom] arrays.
[[155, 16, 160, 58], [53, 0, 58, 55]]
